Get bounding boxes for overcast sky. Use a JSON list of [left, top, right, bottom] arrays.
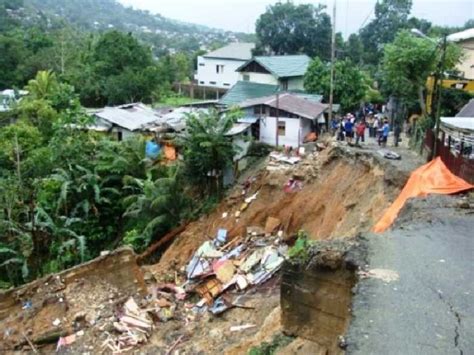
[[119, 0, 473, 37]]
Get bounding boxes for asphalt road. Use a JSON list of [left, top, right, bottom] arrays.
[[346, 195, 474, 355]]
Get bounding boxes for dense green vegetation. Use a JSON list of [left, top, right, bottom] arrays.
[[0, 69, 239, 288], [304, 57, 368, 112]]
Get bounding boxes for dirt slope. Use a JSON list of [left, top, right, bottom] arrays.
[[150, 146, 407, 278]]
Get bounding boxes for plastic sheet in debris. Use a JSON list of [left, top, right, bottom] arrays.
[[240, 248, 266, 273], [197, 241, 224, 258], [186, 255, 211, 279], [215, 229, 228, 247], [209, 296, 233, 315], [219, 244, 246, 261]]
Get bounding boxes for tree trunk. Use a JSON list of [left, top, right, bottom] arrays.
[[418, 85, 427, 117]]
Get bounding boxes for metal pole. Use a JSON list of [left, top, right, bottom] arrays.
[[432, 34, 447, 160], [328, 1, 336, 127], [275, 91, 279, 147]]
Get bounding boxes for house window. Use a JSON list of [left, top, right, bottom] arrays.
[[223, 83, 230, 86], [278, 121, 286, 136], [209, 81, 216, 85], [199, 81, 205, 84], [216, 64, 224, 74], [243, 74, 250, 81], [199, 63, 205, 66]]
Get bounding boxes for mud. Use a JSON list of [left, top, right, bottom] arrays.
[[151, 146, 408, 279], [0, 248, 145, 353]]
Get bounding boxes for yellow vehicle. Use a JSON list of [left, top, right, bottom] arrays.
[[426, 76, 474, 114]]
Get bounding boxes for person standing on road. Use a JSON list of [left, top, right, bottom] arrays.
[[331, 117, 339, 136], [372, 116, 379, 139], [344, 116, 354, 144], [355, 119, 366, 145], [379, 119, 390, 147], [338, 117, 346, 141]]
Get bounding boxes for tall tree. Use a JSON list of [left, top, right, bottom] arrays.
[[381, 30, 461, 118], [304, 57, 368, 112], [255, 2, 331, 59], [359, 0, 413, 65]]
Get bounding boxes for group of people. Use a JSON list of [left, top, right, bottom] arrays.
[[331, 112, 391, 147]]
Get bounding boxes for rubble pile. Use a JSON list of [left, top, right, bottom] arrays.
[[184, 226, 288, 315]]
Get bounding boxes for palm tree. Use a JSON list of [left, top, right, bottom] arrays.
[[181, 109, 236, 195], [26, 70, 59, 100], [122, 165, 190, 247]]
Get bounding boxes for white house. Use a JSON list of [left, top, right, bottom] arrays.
[[195, 42, 255, 89], [238, 93, 328, 148], [0, 89, 28, 112], [235, 55, 310, 91], [448, 28, 474, 80]]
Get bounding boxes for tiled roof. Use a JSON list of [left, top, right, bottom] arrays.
[[219, 81, 278, 106], [237, 55, 311, 78], [204, 42, 255, 60]]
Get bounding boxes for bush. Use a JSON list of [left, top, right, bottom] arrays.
[[247, 141, 273, 157], [288, 230, 311, 261]]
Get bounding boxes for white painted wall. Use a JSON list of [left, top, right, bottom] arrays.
[[259, 116, 311, 148], [233, 127, 252, 161], [195, 56, 246, 88], [457, 38, 474, 79], [238, 72, 279, 85]]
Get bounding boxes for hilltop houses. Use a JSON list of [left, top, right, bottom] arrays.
[[236, 55, 310, 90], [195, 42, 255, 89]]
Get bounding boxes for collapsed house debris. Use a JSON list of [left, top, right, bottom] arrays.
[[185, 226, 288, 314]]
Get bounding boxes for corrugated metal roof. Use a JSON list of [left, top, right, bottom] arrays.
[[225, 122, 251, 136], [457, 98, 474, 117], [238, 92, 328, 119], [237, 55, 311, 78], [441, 116, 474, 134], [204, 42, 255, 60], [447, 28, 474, 43], [219, 81, 278, 106], [94, 103, 161, 131]]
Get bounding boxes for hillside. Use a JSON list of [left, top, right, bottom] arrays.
[[12, 0, 255, 55]]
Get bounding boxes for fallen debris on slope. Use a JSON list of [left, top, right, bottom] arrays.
[[0, 248, 146, 353]]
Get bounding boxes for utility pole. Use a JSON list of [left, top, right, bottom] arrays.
[[275, 91, 280, 147], [432, 34, 448, 159], [328, 0, 337, 129]]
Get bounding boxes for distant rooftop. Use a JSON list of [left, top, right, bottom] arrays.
[[448, 28, 474, 43], [204, 42, 255, 60], [237, 55, 311, 78]]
